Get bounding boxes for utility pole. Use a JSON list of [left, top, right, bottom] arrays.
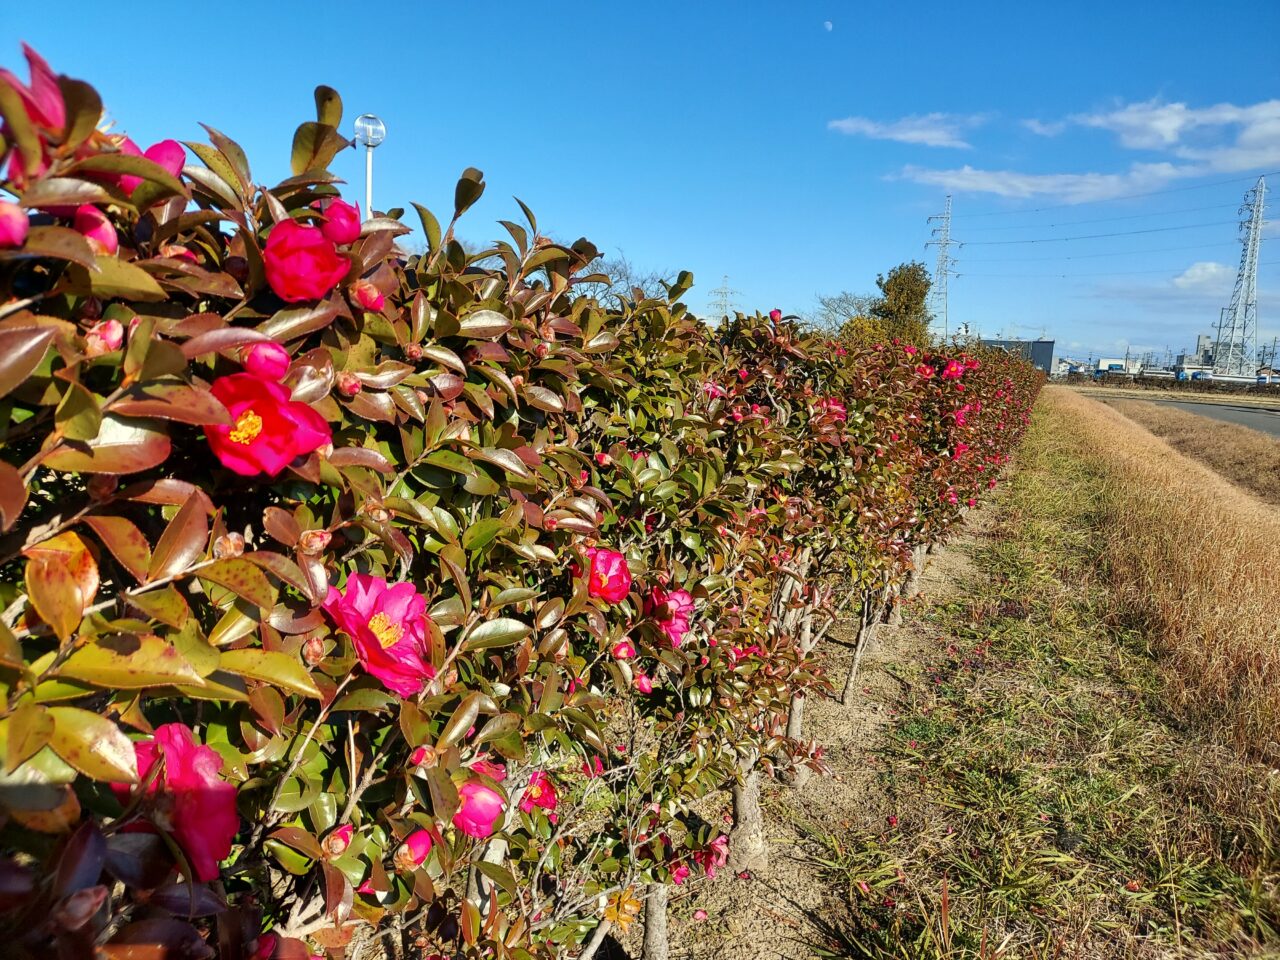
[[709, 275, 739, 320], [1213, 176, 1266, 376], [926, 195, 957, 339]]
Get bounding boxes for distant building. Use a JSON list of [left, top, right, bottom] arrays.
[[980, 339, 1055, 373], [1176, 333, 1215, 372]]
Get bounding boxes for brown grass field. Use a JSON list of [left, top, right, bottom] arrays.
[[1104, 397, 1280, 505], [1043, 386, 1280, 763]]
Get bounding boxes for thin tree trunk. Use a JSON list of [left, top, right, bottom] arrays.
[[641, 883, 669, 960], [839, 601, 880, 704], [579, 919, 615, 960], [728, 753, 767, 872]]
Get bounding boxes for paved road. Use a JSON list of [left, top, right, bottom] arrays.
[[1138, 398, 1280, 438]]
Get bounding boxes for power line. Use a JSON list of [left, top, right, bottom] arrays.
[[961, 219, 1237, 246], [956, 202, 1234, 232], [950, 170, 1280, 219], [960, 259, 1280, 279], [959, 241, 1242, 263]]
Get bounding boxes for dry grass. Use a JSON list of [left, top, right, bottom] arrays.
[[1104, 398, 1280, 505], [1041, 386, 1280, 763]]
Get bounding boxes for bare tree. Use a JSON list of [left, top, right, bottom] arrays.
[[809, 291, 876, 333], [575, 250, 676, 306]]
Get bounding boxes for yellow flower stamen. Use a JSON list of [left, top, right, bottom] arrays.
[[369, 612, 404, 649], [228, 409, 263, 445]]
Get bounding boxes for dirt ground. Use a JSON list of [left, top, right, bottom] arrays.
[[613, 519, 991, 960]]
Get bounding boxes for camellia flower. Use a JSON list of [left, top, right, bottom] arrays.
[[0, 200, 28, 248], [915, 363, 936, 379], [84, 319, 124, 357], [399, 829, 433, 867], [74, 205, 117, 255], [205, 373, 331, 477], [768, 308, 782, 322], [263, 218, 349, 302], [693, 909, 709, 922], [312, 197, 362, 245], [117, 138, 186, 193], [322, 574, 434, 697], [454, 781, 505, 838], [351, 279, 385, 312], [952, 442, 969, 459], [581, 756, 605, 779], [692, 835, 730, 879], [611, 639, 636, 660], [323, 823, 353, 857], [241, 341, 291, 381], [519, 771, 558, 814], [0, 44, 62, 185], [470, 757, 507, 782], [646, 586, 694, 647], [581, 546, 631, 603], [941, 359, 965, 380], [110, 723, 239, 884], [671, 863, 691, 885], [634, 673, 654, 694], [702, 381, 727, 399]]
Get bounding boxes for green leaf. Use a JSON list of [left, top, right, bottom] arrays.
[[7, 701, 54, 773], [42, 415, 171, 475], [69, 154, 185, 199], [218, 649, 320, 698], [58, 633, 204, 689], [462, 617, 532, 651], [147, 495, 208, 581], [462, 518, 504, 551], [314, 85, 343, 127], [84, 255, 167, 301], [453, 167, 485, 218], [47, 707, 137, 783], [55, 382, 102, 442], [0, 326, 56, 401], [10, 225, 97, 269], [412, 204, 442, 256], [290, 122, 349, 176], [0, 79, 41, 177], [199, 558, 276, 609]]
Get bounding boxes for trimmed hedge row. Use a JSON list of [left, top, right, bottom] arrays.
[[0, 46, 1041, 960]]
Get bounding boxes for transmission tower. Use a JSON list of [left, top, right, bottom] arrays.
[[1212, 176, 1266, 376], [709, 274, 739, 319], [926, 195, 957, 338]]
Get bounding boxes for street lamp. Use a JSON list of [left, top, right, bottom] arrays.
[[353, 114, 386, 219]]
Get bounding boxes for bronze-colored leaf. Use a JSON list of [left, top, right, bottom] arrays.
[[199, 558, 276, 609], [46, 708, 137, 783], [0, 326, 56, 400], [57, 633, 204, 689], [0, 460, 28, 532], [111, 382, 230, 426], [23, 531, 99, 641], [83, 515, 151, 581], [146, 495, 208, 582], [41, 415, 171, 476]]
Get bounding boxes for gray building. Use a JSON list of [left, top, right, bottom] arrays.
[[980, 339, 1055, 374]]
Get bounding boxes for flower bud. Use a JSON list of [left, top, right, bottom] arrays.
[[242, 342, 291, 381], [0, 200, 29, 248], [302, 635, 326, 665], [351, 279, 386, 312], [404, 343, 424, 361], [298, 529, 332, 555], [394, 829, 433, 869], [410, 744, 438, 768], [84, 319, 124, 357], [73, 205, 118, 256], [337, 372, 362, 397], [534, 341, 550, 359], [322, 824, 353, 858], [213, 531, 245, 559], [160, 243, 198, 263]]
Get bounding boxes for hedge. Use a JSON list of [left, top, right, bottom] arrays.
[[0, 44, 1042, 960]]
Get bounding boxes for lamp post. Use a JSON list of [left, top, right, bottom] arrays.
[[353, 114, 386, 219]]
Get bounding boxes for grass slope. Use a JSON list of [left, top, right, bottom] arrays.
[[797, 396, 1280, 958]]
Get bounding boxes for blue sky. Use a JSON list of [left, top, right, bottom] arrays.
[[6, 1, 1279, 361]]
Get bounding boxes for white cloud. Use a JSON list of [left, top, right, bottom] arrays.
[[827, 113, 985, 149], [897, 161, 1190, 202], [823, 20, 833, 31], [1172, 261, 1234, 294], [1022, 118, 1065, 137]]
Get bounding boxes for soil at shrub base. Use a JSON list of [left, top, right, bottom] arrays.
[[615, 521, 985, 960]]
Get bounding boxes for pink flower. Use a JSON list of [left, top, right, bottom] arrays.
[[952, 442, 969, 459], [941, 359, 965, 380], [519, 771, 558, 814], [241, 342, 291, 381], [634, 673, 653, 694], [324, 823, 353, 857], [671, 863, 691, 885], [611, 639, 636, 660], [352, 279, 385, 312], [769, 309, 782, 322], [581, 756, 605, 779], [263, 219, 349, 302], [401, 829, 433, 866], [693, 909, 709, 922], [886, 814, 898, 827], [904, 345, 918, 356], [0, 200, 28, 248], [702, 381, 727, 399], [84, 319, 124, 357], [313, 197, 362, 245], [645, 586, 694, 647], [118, 139, 185, 193], [110, 723, 238, 884], [582, 546, 632, 603], [693, 835, 730, 879], [470, 757, 507, 782], [250, 932, 278, 960], [0, 44, 64, 133], [356, 880, 376, 895], [915, 363, 935, 379], [323, 574, 434, 697], [206, 373, 331, 476], [74, 205, 117, 255], [594, 452, 612, 467], [454, 781, 505, 838], [967, 497, 977, 508]]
